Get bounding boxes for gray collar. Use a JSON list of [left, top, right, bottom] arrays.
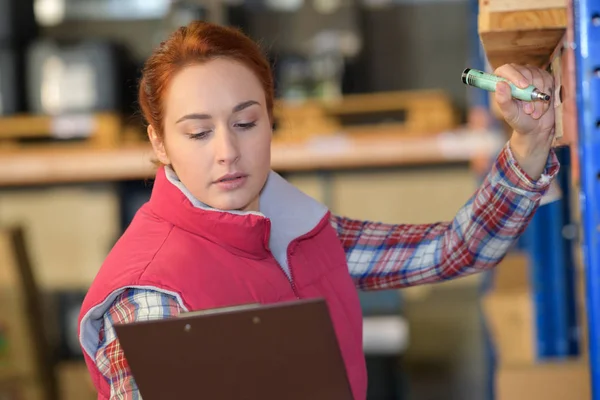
[[164, 166, 329, 275]]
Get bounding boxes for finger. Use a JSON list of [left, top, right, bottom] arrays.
[[541, 69, 555, 111], [520, 64, 534, 82], [532, 69, 555, 121], [525, 65, 545, 119], [520, 65, 535, 115], [495, 81, 520, 125], [495, 64, 530, 89], [529, 65, 555, 110], [522, 99, 534, 115]]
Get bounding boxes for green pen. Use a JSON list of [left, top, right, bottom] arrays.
[[462, 68, 551, 102]]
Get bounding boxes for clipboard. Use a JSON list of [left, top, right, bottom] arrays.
[[114, 297, 354, 400]]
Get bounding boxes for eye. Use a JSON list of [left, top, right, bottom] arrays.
[[188, 131, 211, 140], [235, 121, 257, 130]]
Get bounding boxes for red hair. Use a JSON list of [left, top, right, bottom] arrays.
[[138, 21, 274, 137]]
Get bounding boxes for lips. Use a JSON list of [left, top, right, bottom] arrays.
[[215, 172, 248, 183], [213, 172, 249, 191]]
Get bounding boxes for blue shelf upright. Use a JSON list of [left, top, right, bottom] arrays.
[[573, 0, 600, 398], [523, 147, 579, 360]]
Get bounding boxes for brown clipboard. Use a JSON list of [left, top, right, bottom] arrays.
[[114, 297, 354, 400]]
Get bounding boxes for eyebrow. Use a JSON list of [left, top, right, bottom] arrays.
[[175, 100, 260, 124]]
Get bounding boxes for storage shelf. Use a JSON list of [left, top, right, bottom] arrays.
[[477, 0, 600, 398], [0, 129, 504, 187]]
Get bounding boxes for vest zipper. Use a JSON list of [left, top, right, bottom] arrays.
[[264, 247, 299, 299], [264, 218, 299, 299], [286, 245, 300, 299]]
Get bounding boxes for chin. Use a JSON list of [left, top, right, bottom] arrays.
[[212, 196, 257, 213]]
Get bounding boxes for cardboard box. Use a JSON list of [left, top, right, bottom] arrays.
[[497, 359, 590, 400], [0, 184, 120, 289], [482, 253, 536, 364], [57, 362, 96, 400], [0, 375, 43, 400]]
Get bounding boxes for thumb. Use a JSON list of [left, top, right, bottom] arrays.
[[495, 81, 519, 125]]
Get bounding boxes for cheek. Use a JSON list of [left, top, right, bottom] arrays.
[[168, 138, 212, 177], [175, 155, 214, 202], [247, 130, 272, 166], [168, 135, 202, 161]]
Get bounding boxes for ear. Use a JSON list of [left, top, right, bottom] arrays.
[[147, 125, 171, 165]]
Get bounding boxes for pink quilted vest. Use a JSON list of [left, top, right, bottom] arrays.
[[78, 166, 367, 399]]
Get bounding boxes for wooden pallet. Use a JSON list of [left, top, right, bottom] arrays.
[[273, 90, 459, 142], [0, 113, 123, 150]]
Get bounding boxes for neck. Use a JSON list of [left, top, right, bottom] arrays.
[[242, 197, 260, 213]]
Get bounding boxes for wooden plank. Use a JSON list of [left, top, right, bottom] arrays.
[[480, 0, 566, 13], [479, 8, 566, 31], [274, 90, 458, 141], [0, 113, 122, 149], [479, 29, 566, 68], [270, 132, 493, 171], [0, 130, 505, 186], [0, 145, 157, 186], [479, 7, 567, 69], [0, 115, 50, 139]]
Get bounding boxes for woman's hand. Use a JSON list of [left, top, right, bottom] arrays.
[[493, 63, 555, 180]]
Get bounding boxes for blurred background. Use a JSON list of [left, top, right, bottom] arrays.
[[0, 0, 588, 399]]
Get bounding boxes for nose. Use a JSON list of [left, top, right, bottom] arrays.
[[214, 127, 241, 165]]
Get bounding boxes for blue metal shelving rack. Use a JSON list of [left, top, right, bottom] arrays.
[[522, 147, 579, 360], [517, 0, 600, 396], [573, 0, 600, 398], [471, 0, 600, 398]]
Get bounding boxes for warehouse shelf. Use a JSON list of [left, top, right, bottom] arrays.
[[478, 0, 600, 398], [0, 129, 504, 187]]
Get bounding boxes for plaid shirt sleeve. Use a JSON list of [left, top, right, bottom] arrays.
[[330, 142, 560, 290], [94, 288, 183, 400]]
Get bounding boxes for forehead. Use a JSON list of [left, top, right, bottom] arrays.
[[165, 59, 266, 115]]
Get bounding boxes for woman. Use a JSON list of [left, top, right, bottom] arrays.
[[78, 21, 558, 400]]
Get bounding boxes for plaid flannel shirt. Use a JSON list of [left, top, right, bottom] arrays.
[[94, 142, 559, 399]]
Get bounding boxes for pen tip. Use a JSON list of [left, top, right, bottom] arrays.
[[461, 68, 470, 85]]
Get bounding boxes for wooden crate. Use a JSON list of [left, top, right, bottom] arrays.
[[273, 90, 458, 142], [0, 113, 123, 150]]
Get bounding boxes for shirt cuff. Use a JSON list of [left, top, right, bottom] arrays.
[[492, 141, 560, 200]]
